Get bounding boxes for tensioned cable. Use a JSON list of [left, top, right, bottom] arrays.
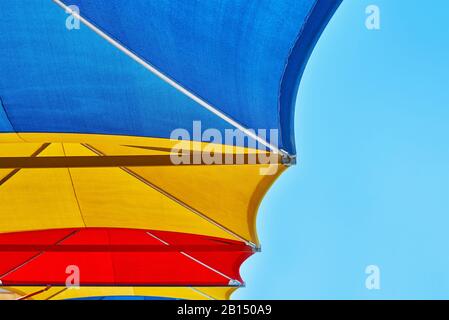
[[189, 287, 216, 300], [81, 143, 257, 248], [0, 230, 79, 282], [146, 231, 242, 287], [52, 0, 290, 159]]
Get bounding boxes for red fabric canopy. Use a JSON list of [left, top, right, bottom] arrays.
[[0, 228, 252, 286]]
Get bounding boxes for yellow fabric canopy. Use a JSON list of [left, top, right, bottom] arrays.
[[0, 133, 285, 246], [3, 286, 237, 300]]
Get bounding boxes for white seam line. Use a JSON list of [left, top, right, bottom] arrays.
[[146, 231, 169, 246], [146, 231, 241, 285], [180, 252, 234, 282], [53, 0, 288, 158], [0, 253, 43, 280], [189, 287, 216, 300], [0, 230, 78, 281]]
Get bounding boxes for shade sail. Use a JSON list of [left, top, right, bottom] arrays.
[[0, 0, 341, 154], [0, 0, 341, 299], [5, 286, 237, 300], [0, 228, 252, 286], [0, 140, 284, 244]]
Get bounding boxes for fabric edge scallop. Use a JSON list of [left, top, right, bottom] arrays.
[[278, 0, 343, 155]]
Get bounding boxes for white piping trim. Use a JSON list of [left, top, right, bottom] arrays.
[[180, 252, 235, 282], [146, 231, 241, 286], [189, 287, 216, 300], [0, 230, 78, 281], [146, 231, 169, 246], [52, 0, 289, 158], [0, 252, 43, 280]]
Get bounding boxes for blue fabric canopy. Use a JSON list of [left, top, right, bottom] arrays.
[[0, 0, 341, 154], [0, 0, 342, 301]]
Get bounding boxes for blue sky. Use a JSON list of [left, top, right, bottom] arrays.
[[235, 0, 449, 299]]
